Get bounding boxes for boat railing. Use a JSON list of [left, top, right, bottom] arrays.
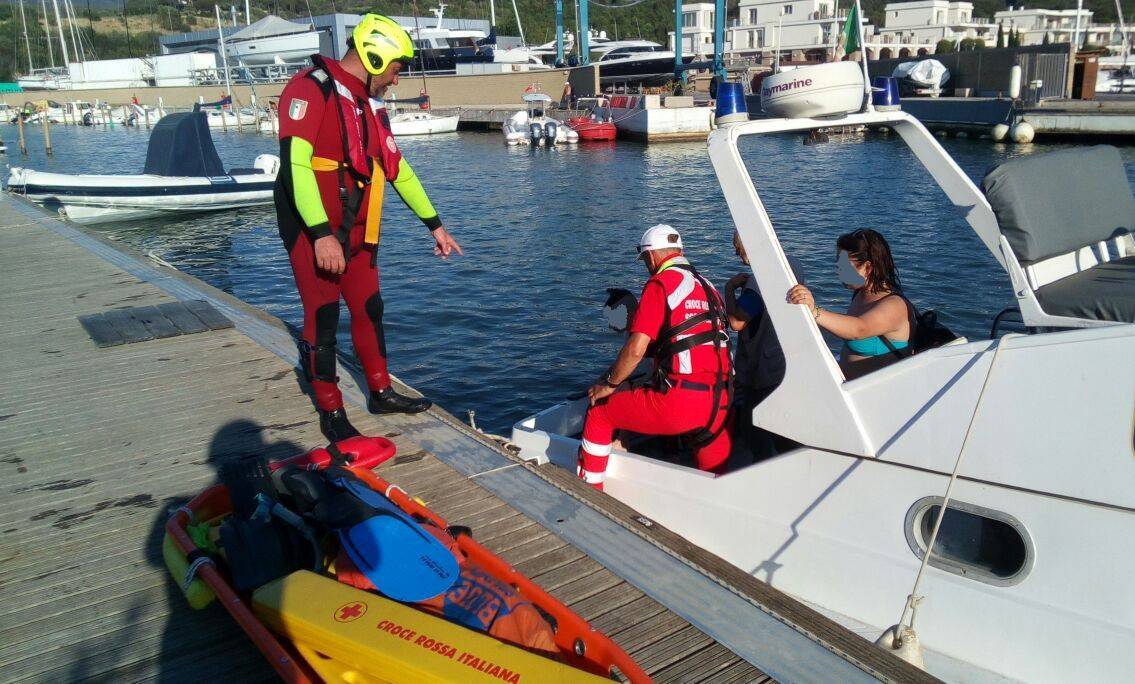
[[190, 61, 309, 86]]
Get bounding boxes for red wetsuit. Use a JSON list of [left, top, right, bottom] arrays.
[[275, 55, 442, 411], [579, 255, 732, 489]]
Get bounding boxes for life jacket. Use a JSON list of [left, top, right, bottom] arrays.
[[650, 257, 733, 447], [303, 55, 403, 254]]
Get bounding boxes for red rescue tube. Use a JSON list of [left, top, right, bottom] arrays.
[[165, 436, 396, 683], [347, 467, 652, 684]]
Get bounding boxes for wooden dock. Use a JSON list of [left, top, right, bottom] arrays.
[[0, 195, 934, 683]]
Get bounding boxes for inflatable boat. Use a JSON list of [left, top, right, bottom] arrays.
[[502, 94, 578, 146], [7, 111, 277, 225], [164, 435, 648, 683]]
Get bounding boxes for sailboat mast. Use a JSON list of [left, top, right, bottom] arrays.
[[489, 0, 495, 26], [64, 0, 82, 66], [510, 0, 525, 44], [215, 4, 233, 100], [50, 0, 71, 66], [19, 0, 34, 73], [65, 0, 86, 78], [40, 0, 55, 67]]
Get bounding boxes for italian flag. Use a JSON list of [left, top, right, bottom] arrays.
[[838, 3, 861, 57]]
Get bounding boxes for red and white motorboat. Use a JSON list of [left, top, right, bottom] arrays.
[[568, 96, 617, 142]]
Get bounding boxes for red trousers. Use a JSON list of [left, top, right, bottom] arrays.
[[578, 381, 731, 488], [288, 230, 390, 411]]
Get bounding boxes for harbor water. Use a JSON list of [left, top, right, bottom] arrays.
[[6, 123, 1133, 433]]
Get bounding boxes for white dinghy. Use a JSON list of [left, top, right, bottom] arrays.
[[503, 93, 578, 146], [8, 111, 278, 225], [512, 62, 1135, 683], [387, 110, 459, 136]]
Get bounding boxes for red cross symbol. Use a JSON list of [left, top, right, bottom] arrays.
[[334, 601, 367, 623]]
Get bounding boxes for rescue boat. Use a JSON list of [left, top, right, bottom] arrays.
[[164, 435, 648, 683], [502, 93, 579, 146], [512, 61, 1135, 682], [567, 97, 617, 142], [6, 111, 277, 225]]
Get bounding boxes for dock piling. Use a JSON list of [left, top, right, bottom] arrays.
[[41, 112, 53, 156], [17, 115, 27, 155]]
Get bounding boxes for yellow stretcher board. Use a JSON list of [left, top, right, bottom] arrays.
[[251, 571, 612, 684]]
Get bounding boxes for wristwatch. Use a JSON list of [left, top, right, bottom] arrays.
[[602, 372, 620, 389]]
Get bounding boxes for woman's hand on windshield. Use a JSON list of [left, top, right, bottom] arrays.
[[787, 284, 815, 313]]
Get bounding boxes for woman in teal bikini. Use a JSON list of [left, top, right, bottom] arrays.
[[787, 229, 912, 378]]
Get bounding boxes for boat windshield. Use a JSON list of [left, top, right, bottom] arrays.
[[600, 46, 658, 60]]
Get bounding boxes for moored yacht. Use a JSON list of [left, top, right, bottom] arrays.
[[512, 62, 1135, 683], [593, 40, 694, 86]]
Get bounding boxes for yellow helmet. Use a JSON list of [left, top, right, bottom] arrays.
[[351, 14, 414, 76]]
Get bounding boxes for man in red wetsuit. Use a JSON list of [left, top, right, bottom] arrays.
[[578, 225, 732, 490], [275, 14, 462, 441]]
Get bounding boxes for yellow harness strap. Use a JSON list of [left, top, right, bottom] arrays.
[[310, 156, 384, 247]]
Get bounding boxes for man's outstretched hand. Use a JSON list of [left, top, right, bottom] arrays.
[[432, 226, 463, 259]]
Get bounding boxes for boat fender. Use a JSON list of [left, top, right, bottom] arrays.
[[544, 120, 558, 146], [1009, 122, 1034, 144], [874, 624, 926, 670], [991, 123, 1009, 142], [162, 532, 216, 610]]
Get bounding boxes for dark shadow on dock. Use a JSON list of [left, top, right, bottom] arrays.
[[119, 420, 304, 682]]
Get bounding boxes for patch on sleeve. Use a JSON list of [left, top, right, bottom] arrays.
[[385, 137, 398, 154], [289, 99, 308, 121]]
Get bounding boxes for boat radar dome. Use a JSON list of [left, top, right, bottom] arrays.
[[760, 62, 865, 119]]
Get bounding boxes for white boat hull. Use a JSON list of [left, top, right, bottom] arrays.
[[513, 325, 1135, 683], [502, 111, 578, 145], [7, 164, 277, 225], [203, 109, 259, 128], [227, 31, 320, 66], [389, 112, 459, 136]]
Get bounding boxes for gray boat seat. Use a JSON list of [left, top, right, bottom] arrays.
[[226, 168, 265, 176], [983, 145, 1135, 325]]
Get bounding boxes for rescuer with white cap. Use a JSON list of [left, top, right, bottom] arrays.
[[578, 225, 734, 490]]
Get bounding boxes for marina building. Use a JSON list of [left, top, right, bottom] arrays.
[[727, 0, 847, 62], [157, 13, 493, 61], [992, 6, 1134, 49], [667, 3, 728, 56], [873, 1, 997, 57]]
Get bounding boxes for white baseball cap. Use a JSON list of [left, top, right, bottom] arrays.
[[637, 224, 683, 258]]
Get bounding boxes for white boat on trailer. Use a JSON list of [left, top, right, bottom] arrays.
[[512, 62, 1135, 683], [7, 111, 278, 224]]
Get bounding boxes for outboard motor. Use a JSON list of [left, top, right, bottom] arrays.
[[528, 122, 544, 146], [82, 111, 93, 126], [544, 120, 558, 146]]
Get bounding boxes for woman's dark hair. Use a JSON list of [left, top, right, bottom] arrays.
[[836, 229, 902, 294]]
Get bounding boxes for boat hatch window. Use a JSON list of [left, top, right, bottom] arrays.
[[904, 497, 1033, 586]]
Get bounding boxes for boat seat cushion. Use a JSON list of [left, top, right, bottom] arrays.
[[226, 168, 263, 176], [983, 145, 1135, 264], [1034, 256, 1135, 323]]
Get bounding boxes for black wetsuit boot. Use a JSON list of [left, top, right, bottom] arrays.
[[368, 387, 431, 415], [319, 408, 361, 442]]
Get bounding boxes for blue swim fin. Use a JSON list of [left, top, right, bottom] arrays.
[[334, 477, 459, 602]]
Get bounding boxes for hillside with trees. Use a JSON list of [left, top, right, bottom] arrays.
[[0, 0, 1125, 81]]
